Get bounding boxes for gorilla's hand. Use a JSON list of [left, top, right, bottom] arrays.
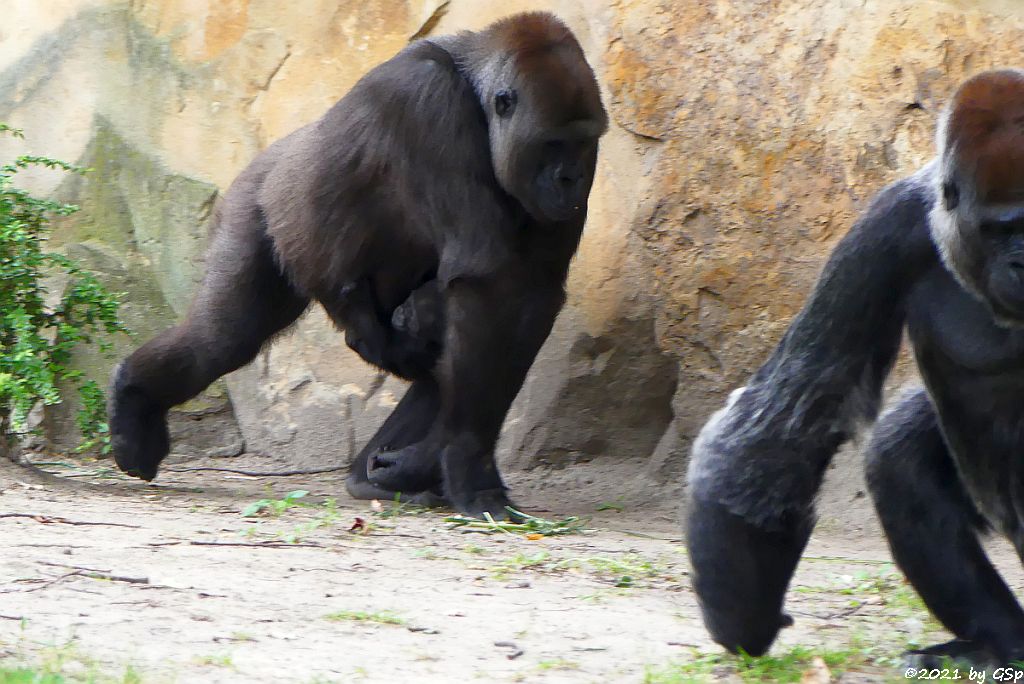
[[108, 362, 169, 481], [686, 495, 807, 656]]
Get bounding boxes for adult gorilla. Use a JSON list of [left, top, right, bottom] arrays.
[[108, 12, 608, 518], [687, 69, 1024, 667]]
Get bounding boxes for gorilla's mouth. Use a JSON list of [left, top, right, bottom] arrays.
[[533, 184, 585, 223], [984, 289, 1024, 328], [985, 265, 1024, 327], [988, 301, 1024, 329], [538, 197, 582, 222]]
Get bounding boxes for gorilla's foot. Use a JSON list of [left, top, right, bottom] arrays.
[[403, 490, 448, 508], [344, 472, 445, 508], [903, 639, 1003, 670], [447, 486, 519, 520], [367, 441, 440, 492], [108, 366, 168, 481]]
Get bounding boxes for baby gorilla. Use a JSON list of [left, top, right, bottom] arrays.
[[340, 279, 444, 381]]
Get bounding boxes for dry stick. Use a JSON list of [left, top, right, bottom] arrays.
[[188, 540, 323, 549], [0, 513, 141, 529], [0, 614, 23, 620], [38, 561, 150, 585], [788, 604, 864, 621], [15, 570, 84, 593], [15, 570, 143, 593], [77, 571, 149, 584], [165, 465, 346, 477]]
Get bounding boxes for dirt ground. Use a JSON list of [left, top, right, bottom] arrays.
[[1, 454, 1019, 683]]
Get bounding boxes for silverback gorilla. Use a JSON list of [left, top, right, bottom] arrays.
[[108, 12, 607, 518], [687, 69, 1024, 667]]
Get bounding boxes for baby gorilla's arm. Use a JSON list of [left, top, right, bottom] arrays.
[[341, 279, 445, 381]]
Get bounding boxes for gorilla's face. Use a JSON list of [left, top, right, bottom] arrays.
[[978, 213, 1024, 322], [521, 132, 601, 222], [484, 44, 607, 223], [931, 69, 1024, 326], [932, 190, 1024, 326]]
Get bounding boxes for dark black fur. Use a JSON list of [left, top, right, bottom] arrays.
[[687, 70, 1024, 668], [108, 12, 607, 518]]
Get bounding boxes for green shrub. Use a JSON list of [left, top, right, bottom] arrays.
[[0, 124, 127, 457]]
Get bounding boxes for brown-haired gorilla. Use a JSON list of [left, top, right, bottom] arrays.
[[108, 12, 607, 518], [687, 69, 1024, 668]]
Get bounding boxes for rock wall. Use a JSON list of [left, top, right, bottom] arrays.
[[3, 0, 1024, 500]]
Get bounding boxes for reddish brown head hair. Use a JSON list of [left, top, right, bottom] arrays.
[[488, 11, 575, 54], [946, 69, 1024, 205], [484, 12, 605, 127]]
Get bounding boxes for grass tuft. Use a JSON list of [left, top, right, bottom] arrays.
[[324, 610, 406, 626], [644, 645, 873, 683]]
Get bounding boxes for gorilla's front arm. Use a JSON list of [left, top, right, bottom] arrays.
[[686, 175, 934, 655]]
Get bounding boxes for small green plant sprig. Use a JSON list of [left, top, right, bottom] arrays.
[[241, 489, 311, 517], [0, 124, 127, 455], [444, 507, 590, 537]]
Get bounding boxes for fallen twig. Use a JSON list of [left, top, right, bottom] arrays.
[[165, 465, 346, 477], [789, 604, 865, 621], [81, 571, 148, 584], [0, 614, 24, 620], [0, 513, 140, 529], [611, 529, 678, 541], [188, 540, 323, 549], [38, 561, 149, 585], [494, 641, 525, 660], [14, 571, 83, 593]]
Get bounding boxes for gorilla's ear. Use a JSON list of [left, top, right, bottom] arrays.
[[942, 180, 960, 211]]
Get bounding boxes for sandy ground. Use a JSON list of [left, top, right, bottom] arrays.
[[1, 454, 1019, 683]]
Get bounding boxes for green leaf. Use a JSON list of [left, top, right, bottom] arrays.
[[241, 501, 270, 517], [0, 123, 127, 451]]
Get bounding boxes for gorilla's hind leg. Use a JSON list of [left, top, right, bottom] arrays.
[[345, 378, 444, 505], [866, 389, 1024, 666], [109, 200, 308, 480]]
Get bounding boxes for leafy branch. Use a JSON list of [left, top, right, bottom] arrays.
[[0, 124, 127, 456]]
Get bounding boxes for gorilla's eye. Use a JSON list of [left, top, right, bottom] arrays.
[[943, 180, 960, 211], [495, 89, 518, 117]]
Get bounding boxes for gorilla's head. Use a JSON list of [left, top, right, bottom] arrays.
[[932, 68, 1024, 325], [473, 13, 607, 223]]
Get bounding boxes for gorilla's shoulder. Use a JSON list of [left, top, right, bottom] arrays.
[[850, 160, 939, 265], [872, 162, 936, 218]]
